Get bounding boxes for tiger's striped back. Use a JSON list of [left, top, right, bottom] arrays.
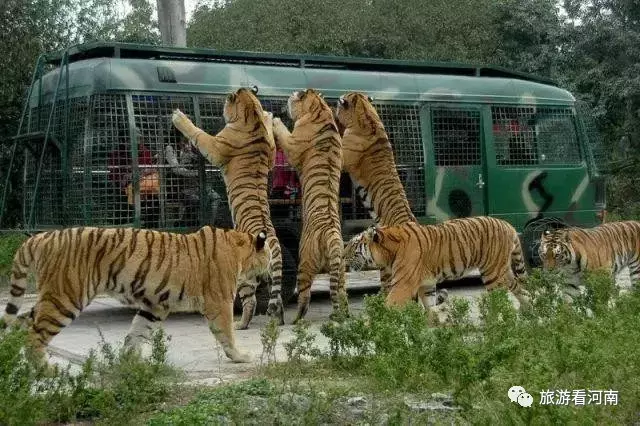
[[540, 220, 640, 285], [272, 89, 348, 322], [346, 217, 529, 307], [2, 226, 270, 361]]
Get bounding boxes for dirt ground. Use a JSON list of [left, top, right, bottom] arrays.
[[4, 271, 487, 384]]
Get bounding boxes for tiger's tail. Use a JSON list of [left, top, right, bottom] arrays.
[[510, 233, 531, 308], [266, 235, 285, 325], [511, 233, 527, 279], [2, 235, 38, 327], [327, 230, 349, 320]]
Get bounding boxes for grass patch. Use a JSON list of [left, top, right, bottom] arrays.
[[0, 233, 27, 288], [148, 269, 640, 424], [0, 326, 181, 426]]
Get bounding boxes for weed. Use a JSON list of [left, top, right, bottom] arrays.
[[0, 233, 27, 288], [259, 317, 281, 365], [0, 325, 179, 425], [283, 319, 321, 363]]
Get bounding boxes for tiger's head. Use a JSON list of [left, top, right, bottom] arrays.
[[223, 86, 269, 130], [286, 89, 332, 122], [335, 92, 383, 137], [233, 229, 271, 281], [539, 229, 574, 270], [343, 226, 394, 272]]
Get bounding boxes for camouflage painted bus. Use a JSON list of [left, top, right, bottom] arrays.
[[2, 42, 607, 309]]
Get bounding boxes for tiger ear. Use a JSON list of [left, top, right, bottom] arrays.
[[367, 95, 373, 102], [256, 230, 267, 251], [227, 93, 236, 103], [339, 97, 348, 108], [251, 85, 259, 95]]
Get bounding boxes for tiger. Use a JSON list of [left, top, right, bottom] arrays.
[[271, 89, 349, 323], [171, 86, 286, 329], [539, 220, 640, 301], [1, 226, 270, 363], [345, 217, 530, 310], [335, 91, 448, 310]]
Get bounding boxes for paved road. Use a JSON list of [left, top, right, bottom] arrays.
[[8, 271, 487, 383]]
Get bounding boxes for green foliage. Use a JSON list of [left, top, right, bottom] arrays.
[[188, 0, 498, 62], [284, 319, 321, 363], [0, 326, 178, 425], [149, 269, 640, 424], [0, 233, 27, 285], [259, 317, 281, 365], [316, 270, 640, 423]]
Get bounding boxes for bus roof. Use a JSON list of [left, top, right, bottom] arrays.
[[32, 42, 575, 106]]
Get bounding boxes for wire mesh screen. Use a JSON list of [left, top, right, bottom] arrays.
[[576, 101, 607, 173], [375, 104, 425, 216], [67, 97, 90, 225], [492, 106, 581, 166], [261, 97, 304, 221], [22, 97, 88, 228], [87, 93, 133, 227], [130, 94, 201, 229], [198, 96, 236, 228], [432, 108, 482, 167]]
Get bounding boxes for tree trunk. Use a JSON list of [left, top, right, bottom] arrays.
[[156, 0, 186, 47]]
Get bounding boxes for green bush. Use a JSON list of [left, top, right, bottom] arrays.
[[0, 326, 179, 426], [0, 233, 27, 286], [317, 269, 640, 423]]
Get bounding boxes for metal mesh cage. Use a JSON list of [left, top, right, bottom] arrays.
[[374, 103, 426, 216], [88, 93, 134, 227], [23, 97, 89, 228], [432, 108, 482, 166], [20, 91, 428, 232], [491, 106, 582, 166], [576, 101, 607, 173]]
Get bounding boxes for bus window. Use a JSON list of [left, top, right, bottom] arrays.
[[492, 106, 582, 166]]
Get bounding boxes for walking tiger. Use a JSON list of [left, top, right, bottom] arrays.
[[1, 226, 270, 363], [345, 217, 530, 310]]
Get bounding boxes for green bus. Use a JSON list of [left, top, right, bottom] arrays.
[[1, 42, 607, 310]]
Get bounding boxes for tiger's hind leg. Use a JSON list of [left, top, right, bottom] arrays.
[[205, 293, 251, 363], [483, 267, 530, 311], [1, 257, 32, 328], [28, 292, 84, 358], [123, 305, 170, 353], [234, 278, 258, 330]]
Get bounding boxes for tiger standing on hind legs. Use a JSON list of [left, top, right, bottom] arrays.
[[271, 89, 350, 323], [345, 217, 531, 314], [335, 91, 448, 312], [171, 86, 286, 329], [0, 226, 271, 364]]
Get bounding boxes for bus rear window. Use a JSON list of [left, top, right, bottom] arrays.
[[492, 106, 582, 166]]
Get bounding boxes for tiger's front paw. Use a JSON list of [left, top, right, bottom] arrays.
[[272, 117, 289, 140], [171, 109, 187, 126]]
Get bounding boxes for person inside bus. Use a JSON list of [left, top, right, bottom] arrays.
[[164, 131, 222, 227], [270, 148, 300, 218], [107, 130, 160, 228]]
